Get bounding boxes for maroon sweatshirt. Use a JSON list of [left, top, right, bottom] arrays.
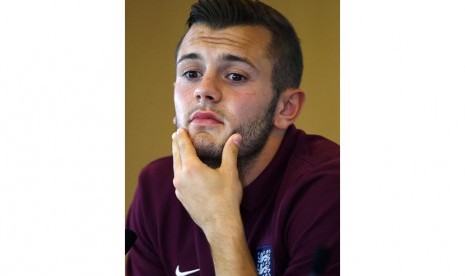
[[126, 125, 340, 275]]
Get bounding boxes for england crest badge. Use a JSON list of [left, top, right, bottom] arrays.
[[255, 245, 272, 276]]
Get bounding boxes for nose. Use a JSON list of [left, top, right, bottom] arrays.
[[194, 75, 222, 104]]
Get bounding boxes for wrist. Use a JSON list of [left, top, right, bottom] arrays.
[[204, 216, 257, 276], [203, 213, 244, 244]]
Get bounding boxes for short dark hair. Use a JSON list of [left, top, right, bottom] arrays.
[[176, 0, 303, 98]]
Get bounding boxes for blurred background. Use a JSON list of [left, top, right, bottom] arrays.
[[126, 0, 339, 214]]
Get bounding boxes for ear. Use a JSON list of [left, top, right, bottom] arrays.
[[273, 88, 306, 130]]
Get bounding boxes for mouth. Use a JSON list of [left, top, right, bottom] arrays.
[[189, 110, 223, 125]]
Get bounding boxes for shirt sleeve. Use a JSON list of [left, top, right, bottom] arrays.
[[126, 173, 166, 276]]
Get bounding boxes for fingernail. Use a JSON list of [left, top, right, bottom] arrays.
[[233, 134, 242, 146]]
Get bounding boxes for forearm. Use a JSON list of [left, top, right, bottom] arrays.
[[204, 215, 257, 276]]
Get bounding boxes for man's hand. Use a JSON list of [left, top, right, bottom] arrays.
[[172, 128, 257, 275], [172, 128, 243, 232]]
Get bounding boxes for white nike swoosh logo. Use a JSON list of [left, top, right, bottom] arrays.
[[175, 265, 200, 276]]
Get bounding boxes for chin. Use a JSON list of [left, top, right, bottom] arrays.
[[190, 129, 224, 144], [193, 140, 224, 168], [192, 134, 223, 151], [191, 132, 223, 153]]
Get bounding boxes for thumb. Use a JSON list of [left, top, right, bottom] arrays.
[[221, 133, 242, 170]]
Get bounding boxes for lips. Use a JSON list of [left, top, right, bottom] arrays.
[[190, 111, 223, 125]]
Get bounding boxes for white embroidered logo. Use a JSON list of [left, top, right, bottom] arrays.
[[175, 265, 200, 276]]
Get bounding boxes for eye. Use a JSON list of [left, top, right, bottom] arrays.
[[227, 73, 247, 82], [183, 70, 202, 79]]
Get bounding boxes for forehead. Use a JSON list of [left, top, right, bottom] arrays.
[[177, 24, 272, 63]]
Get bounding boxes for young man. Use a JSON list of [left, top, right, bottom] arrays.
[[126, 0, 339, 275]]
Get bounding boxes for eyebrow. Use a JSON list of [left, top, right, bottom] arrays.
[[220, 54, 257, 71], [177, 53, 202, 65], [176, 53, 257, 71]]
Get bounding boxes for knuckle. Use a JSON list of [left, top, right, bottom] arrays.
[[174, 189, 182, 199], [173, 177, 184, 189], [172, 177, 179, 187]]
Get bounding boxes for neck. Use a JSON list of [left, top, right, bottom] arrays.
[[238, 128, 286, 187]]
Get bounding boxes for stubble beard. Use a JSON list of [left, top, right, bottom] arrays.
[[175, 97, 278, 173]]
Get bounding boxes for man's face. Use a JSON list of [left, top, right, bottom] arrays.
[[174, 24, 276, 168]]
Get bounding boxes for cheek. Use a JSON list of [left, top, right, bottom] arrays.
[[234, 99, 268, 121], [173, 87, 185, 105], [174, 80, 193, 102], [173, 93, 188, 126], [174, 86, 199, 128], [174, 86, 192, 112]]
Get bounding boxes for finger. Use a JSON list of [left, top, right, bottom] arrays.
[[172, 131, 182, 173], [221, 133, 242, 170], [176, 128, 198, 163]]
